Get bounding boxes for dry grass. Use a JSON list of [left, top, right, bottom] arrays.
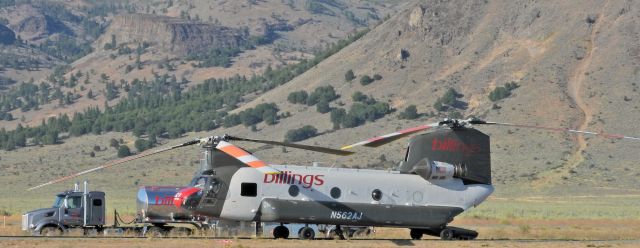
[[4, 214, 640, 241]]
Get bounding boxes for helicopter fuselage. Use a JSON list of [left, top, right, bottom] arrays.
[[190, 164, 493, 229]]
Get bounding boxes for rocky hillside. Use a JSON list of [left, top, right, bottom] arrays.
[[0, 0, 402, 130], [98, 14, 249, 56], [1, 0, 640, 213], [227, 0, 640, 194]]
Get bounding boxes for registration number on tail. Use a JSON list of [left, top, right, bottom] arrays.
[[330, 211, 363, 220]]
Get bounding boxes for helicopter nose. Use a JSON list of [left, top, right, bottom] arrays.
[[173, 187, 202, 209]]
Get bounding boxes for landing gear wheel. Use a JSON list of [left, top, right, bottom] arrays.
[[40, 226, 62, 236], [273, 225, 290, 239], [409, 229, 423, 240], [298, 227, 315, 240], [440, 228, 455, 240]]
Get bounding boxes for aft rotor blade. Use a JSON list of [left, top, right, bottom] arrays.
[[227, 136, 354, 156], [215, 140, 281, 174], [27, 139, 201, 191], [481, 121, 640, 141], [341, 122, 441, 149]]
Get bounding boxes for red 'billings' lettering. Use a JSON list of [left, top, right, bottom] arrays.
[[154, 195, 175, 205], [263, 172, 325, 188], [431, 138, 481, 156]]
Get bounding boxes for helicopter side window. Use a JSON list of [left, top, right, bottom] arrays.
[[240, 183, 257, 197]]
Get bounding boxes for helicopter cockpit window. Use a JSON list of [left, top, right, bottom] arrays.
[[192, 177, 208, 188]]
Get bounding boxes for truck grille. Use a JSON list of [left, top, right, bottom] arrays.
[[22, 214, 28, 231]]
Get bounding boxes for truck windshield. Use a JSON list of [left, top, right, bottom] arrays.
[[52, 195, 65, 208]]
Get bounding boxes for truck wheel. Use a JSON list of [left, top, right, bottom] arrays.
[[145, 226, 165, 237], [40, 226, 62, 236], [298, 227, 315, 240], [409, 229, 423, 240], [440, 228, 455, 240]]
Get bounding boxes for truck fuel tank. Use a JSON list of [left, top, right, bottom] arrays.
[[137, 186, 193, 221]]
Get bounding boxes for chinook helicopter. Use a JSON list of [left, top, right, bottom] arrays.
[[28, 118, 639, 240]]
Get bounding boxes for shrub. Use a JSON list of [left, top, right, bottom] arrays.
[[117, 145, 131, 157], [285, 125, 318, 142], [345, 69, 355, 82], [373, 74, 382, 80], [489, 82, 519, 102], [134, 138, 154, 152], [489, 87, 510, 101], [360, 75, 374, 85], [287, 90, 308, 104], [434, 88, 463, 111], [307, 85, 339, 106], [352, 91, 367, 102], [316, 99, 331, 113], [398, 105, 419, 120]]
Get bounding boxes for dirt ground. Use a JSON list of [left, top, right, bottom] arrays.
[[1, 238, 639, 248], [2, 215, 640, 247]]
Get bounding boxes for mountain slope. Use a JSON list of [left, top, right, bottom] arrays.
[[0, 0, 403, 130], [1, 0, 640, 214], [230, 0, 640, 194]]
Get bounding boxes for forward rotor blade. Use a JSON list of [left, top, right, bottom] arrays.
[[215, 140, 280, 174], [480, 121, 640, 141], [341, 122, 441, 149], [27, 139, 201, 191], [227, 136, 354, 156]]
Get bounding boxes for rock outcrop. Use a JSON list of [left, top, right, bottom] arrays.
[[100, 14, 250, 56]]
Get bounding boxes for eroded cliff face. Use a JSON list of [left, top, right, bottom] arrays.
[[100, 14, 249, 56]]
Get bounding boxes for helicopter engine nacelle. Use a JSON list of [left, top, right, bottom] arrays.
[[408, 159, 467, 181]]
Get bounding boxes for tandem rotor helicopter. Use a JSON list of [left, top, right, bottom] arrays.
[[28, 117, 640, 240]]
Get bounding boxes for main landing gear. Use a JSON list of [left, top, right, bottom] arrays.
[[298, 225, 315, 240], [409, 226, 478, 240], [272, 224, 316, 240]]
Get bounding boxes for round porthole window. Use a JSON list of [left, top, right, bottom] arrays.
[[371, 189, 382, 201], [330, 187, 341, 199], [288, 185, 299, 197]]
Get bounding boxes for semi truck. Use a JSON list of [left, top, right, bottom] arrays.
[[22, 182, 214, 236]]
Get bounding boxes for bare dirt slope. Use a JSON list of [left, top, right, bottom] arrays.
[[229, 0, 640, 194]]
